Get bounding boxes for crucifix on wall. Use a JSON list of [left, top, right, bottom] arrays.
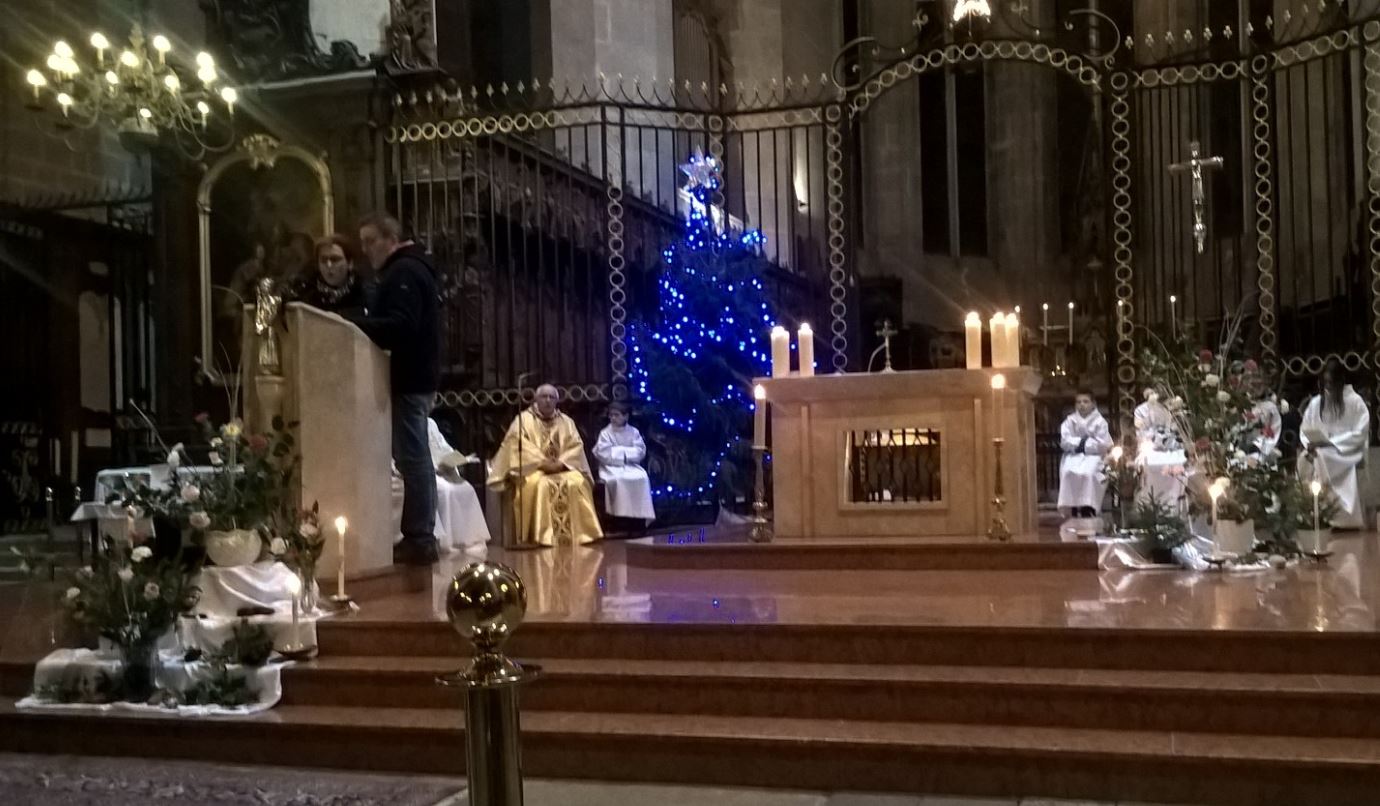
[[1167, 140, 1225, 255]]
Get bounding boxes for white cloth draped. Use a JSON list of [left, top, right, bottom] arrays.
[[1133, 400, 1187, 506], [1297, 386, 1371, 529], [1057, 410, 1112, 512], [593, 425, 657, 521], [421, 419, 491, 553]]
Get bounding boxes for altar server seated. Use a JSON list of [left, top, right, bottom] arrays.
[[427, 418, 491, 557], [1058, 389, 1113, 517], [593, 402, 656, 524], [487, 384, 603, 547], [1298, 360, 1372, 530], [1134, 387, 1187, 506]]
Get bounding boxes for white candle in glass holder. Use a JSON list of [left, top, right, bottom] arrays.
[[770, 326, 790, 377], [989, 313, 1006, 368], [334, 515, 348, 599], [797, 323, 815, 377]]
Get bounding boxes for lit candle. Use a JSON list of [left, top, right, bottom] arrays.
[[797, 323, 815, 377], [1310, 479, 1322, 533], [90, 32, 108, 65], [285, 572, 302, 647], [1004, 312, 1020, 367], [964, 312, 982, 369], [334, 515, 348, 599], [1041, 303, 1050, 345], [991, 372, 1007, 440], [753, 385, 767, 449], [1067, 301, 1075, 343], [770, 326, 790, 377], [989, 313, 1006, 368], [1169, 294, 1178, 340]]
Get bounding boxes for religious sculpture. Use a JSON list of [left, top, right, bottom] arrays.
[[254, 275, 282, 374], [199, 0, 368, 84], [387, 0, 439, 71]]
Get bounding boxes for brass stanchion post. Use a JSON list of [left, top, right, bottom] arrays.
[[987, 437, 1012, 542], [750, 446, 772, 543]]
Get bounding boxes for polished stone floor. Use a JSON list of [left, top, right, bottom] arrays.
[[364, 532, 1380, 633]]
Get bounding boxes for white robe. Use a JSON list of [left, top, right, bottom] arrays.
[[1252, 399, 1282, 459], [1057, 410, 1112, 512], [1134, 400, 1187, 506], [1297, 387, 1371, 529], [426, 418, 492, 554], [593, 424, 657, 521]]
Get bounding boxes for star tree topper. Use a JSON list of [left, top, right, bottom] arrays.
[[679, 146, 721, 192]]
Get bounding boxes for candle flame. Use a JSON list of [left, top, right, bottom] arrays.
[[334, 515, 348, 534], [753, 384, 766, 401], [1310, 480, 1322, 495], [990, 373, 1006, 390], [965, 311, 980, 323]]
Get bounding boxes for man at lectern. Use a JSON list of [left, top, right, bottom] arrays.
[[348, 212, 442, 565]]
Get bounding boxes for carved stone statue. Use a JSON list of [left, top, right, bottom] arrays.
[[387, 0, 438, 71], [200, 0, 368, 84], [254, 275, 283, 374]]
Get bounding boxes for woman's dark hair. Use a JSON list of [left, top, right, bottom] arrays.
[[314, 233, 358, 264], [1320, 358, 1346, 421]]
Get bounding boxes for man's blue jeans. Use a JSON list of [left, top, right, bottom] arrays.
[[393, 393, 437, 547]]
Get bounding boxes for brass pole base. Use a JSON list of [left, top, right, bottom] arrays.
[[987, 497, 1012, 542]]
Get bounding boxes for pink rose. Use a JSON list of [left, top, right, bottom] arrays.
[[1198, 349, 1213, 364]]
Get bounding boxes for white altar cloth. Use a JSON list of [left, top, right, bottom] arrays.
[[19, 647, 281, 716]]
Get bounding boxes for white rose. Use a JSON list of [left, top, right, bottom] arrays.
[[180, 484, 201, 503], [64, 587, 81, 601], [1167, 396, 1184, 411], [166, 442, 183, 469], [189, 511, 211, 529], [117, 567, 135, 583], [269, 537, 288, 555], [1280, 399, 1290, 414], [1217, 390, 1230, 403], [143, 582, 160, 601], [222, 421, 242, 439], [1204, 374, 1221, 387], [208, 451, 223, 466], [210, 437, 223, 448], [300, 522, 318, 538], [130, 546, 153, 562]]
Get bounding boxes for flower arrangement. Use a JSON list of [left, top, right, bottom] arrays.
[[267, 502, 326, 583], [61, 548, 199, 650]]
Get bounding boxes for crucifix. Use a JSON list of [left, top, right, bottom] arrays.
[[1167, 140, 1224, 254], [875, 319, 897, 373]]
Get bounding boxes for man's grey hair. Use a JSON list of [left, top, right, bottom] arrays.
[[534, 384, 559, 398]]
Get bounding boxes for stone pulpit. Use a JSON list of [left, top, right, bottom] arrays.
[[759, 369, 1041, 540], [243, 302, 394, 577]]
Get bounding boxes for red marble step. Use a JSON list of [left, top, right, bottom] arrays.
[[622, 537, 1101, 571], [317, 618, 1380, 674], [279, 656, 1380, 738], [4, 702, 1380, 805]]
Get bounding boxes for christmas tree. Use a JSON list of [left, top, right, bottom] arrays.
[[628, 149, 783, 509]]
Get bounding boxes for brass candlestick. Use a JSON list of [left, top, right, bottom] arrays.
[[749, 445, 772, 543], [987, 437, 1012, 542]]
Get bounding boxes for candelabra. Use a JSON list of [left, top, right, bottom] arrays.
[[987, 437, 1012, 542], [750, 446, 773, 543]]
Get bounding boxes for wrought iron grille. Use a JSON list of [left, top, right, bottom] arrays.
[[844, 427, 942, 504]]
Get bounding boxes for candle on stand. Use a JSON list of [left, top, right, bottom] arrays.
[[1041, 303, 1050, 345], [285, 572, 302, 647], [797, 323, 815, 377], [333, 515, 348, 600], [990, 372, 1007, 438], [989, 313, 1006, 368], [770, 326, 791, 377], [1169, 294, 1178, 340], [964, 312, 983, 369], [1004, 312, 1020, 367], [1067, 301, 1075, 343], [1310, 479, 1322, 532], [753, 384, 768, 449]]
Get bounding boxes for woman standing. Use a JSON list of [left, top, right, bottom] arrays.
[[293, 234, 369, 318]]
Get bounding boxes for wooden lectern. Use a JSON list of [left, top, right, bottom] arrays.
[[760, 368, 1041, 540], [243, 303, 394, 577]]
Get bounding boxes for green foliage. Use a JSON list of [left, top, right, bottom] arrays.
[[1127, 490, 1190, 551], [208, 620, 275, 667], [59, 549, 199, 650], [179, 664, 256, 708]]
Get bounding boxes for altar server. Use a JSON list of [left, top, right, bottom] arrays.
[[1298, 360, 1372, 530], [1058, 389, 1113, 517], [427, 418, 492, 557], [1134, 387, 1188, 506], [593, 403, 656, 523]]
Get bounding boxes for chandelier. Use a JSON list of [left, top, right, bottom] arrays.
[[952, 0, 993, 24], [24, 25, 238, 159]]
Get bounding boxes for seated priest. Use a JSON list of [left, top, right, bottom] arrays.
[[428, 417, 492, 557], [1298, 359, 1372, 530], [1057, 389, 1113, 518], [487, 384, 604, 547], [1134, 387, 1188, 506], [593, 402, 656, 524]]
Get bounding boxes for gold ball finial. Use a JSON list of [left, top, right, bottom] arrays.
[[445, 561, 527, 654]]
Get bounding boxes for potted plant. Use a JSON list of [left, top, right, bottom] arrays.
[[1126, 490, 1189, 563], [1210, 480, 1255, 557], [59, 546, 199, 701], [267, 503, 326, 610]]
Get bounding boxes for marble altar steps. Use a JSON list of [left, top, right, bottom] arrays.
[[623, 536, 1100, 571]]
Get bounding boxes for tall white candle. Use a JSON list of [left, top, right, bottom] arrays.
[[1004, 312, 1020, 367], [1169, 294, 1178, 340], [334, 515, 348, 599], [1041, 303, 1050, 345], [753, 385, 767, 449], [964, 312, 982, 369], [770, 326, 790, 377], [1311, 480, 1322, 533], [286, 572, 302, 646], [797, 323, 815, 377], [989, 313, 1006, 368], [1067, 301, 1075, 344]]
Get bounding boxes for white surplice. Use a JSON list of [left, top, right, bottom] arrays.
[[1297, 386, 1371, 529], [592, 424, 657, 521], [1133, 399, 1187, 506], [426, 418, 492, 554], [1252, 399, 1282, 459], [1057, 409, 1113, 513]]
